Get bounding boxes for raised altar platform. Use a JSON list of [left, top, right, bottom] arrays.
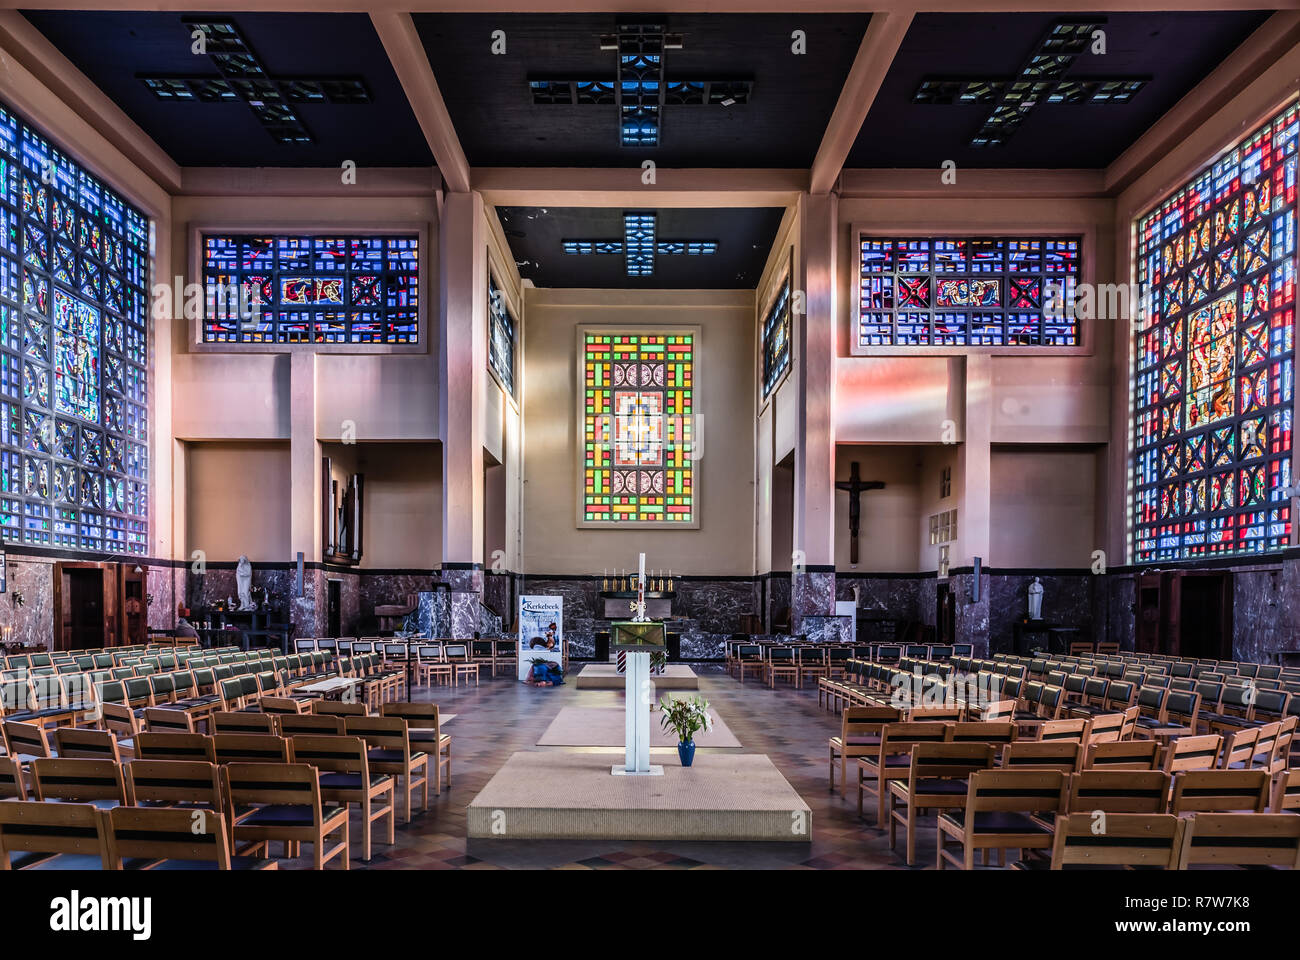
[[467, 751, 810, 842], [575, 663, 699, 690]]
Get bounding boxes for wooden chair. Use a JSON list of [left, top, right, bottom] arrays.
[[143, 706, 196, 734], [829, 705, 899, 794], [444, 644, 480, 688], [124, 760, 223, 810], [1217, 726, 1261, 769], [734, 645, 766, 684], [223, 762, 350, 869], [908, 705, 963, 722], [1084, 739, 1161, 771], [948, 722, 1017, 745], [2, 719, 52, 763], [0, 800, 107, 870], [492, 639, 518, 678], [999, 740, 1081, 774], [1084, 711, 1126, 744], [381, 702, 451, 794], [415, 644, 453, 687], [289, 735, 395, 862], [1016, 813, 1185, 870], [797, 647, 828, 688], [1170, 769, 1271, 814], [133, 732, 217, 763], [1178, 813, 1300, 868], [856, 721, 952, 825], [765, 647, 799, 689], [105, 805, 274, 871], [1065, 770, 1171, 813], [30, 758, 127, 808], [53, 728, 122, 763], [212, 733, 291, 766], [888, 742, 996, 866], [343, 716, 430, 823], [276, 713, 346, 738], [258, 697, 308, 716], [211, 711, 277, 735], [936, 769, 1067, 870]]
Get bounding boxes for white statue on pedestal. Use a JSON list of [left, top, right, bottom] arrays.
[[236, 555, 256, 611], [1028, 577, 1044, 621]]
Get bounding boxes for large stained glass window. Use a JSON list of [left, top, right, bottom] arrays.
[[487, 273, 516, 397], [0, 100, 150, 554], [1133, 102, 1298, 563], [761, 274, 791, 398], [582, 332, 694, 524], [201, 234, 419, 344], [857, 236, 1081, 347]]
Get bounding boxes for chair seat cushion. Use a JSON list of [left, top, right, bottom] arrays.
[[237, 803, 347, 828], [939, 810, 1053, 834], [318, 772, 392, 790], [367, 748, 427, 765], [911, 777, 971, 795], [147, 856, 271, 870]]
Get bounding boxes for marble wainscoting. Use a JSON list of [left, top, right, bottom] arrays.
[[799, 614, 852, 644], [515, 579, 601, 659], [1230, 564, 1288, 663], [482, 572, 514, 626], [790, 570, 835, 628], [765, 573, 792, 632], [946, 571, 990, 656], [0, 554, 55, 648], [146, 565, 184, 631], [834, 574, 931, 640]]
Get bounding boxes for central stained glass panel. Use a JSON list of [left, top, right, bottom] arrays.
[[582, 332, 693, 524]]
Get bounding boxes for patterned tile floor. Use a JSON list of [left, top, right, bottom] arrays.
[[289, 665, 942, 870]]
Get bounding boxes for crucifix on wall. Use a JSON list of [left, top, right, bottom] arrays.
[[835, 461, 885, 565]]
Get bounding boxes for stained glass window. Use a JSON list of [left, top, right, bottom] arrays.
[[487, 274, 516, 397], [1132, 101, 1299, 563], [0, 99, 150, 554], [761, 275, 791, 398], [858, 235, 1081, 346], [201, 234, 419, 343], [582, 332, 694, 524]]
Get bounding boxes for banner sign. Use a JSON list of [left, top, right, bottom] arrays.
[[518, 595, 563, 682]]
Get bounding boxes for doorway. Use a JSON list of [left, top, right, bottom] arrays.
[[327, 579, 342, 638], [64, 568, 105, 650], [936, 583, 956, 643]]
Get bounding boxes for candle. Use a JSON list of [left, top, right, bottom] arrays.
[[638, 553, 645, 591]]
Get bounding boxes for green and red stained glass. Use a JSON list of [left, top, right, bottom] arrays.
[[1133, 100, 1298, 562], [583, 333, 693, 523]]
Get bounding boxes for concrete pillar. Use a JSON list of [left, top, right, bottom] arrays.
[[955, 355, 993, 652]]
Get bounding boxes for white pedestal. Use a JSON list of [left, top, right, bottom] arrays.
[[613, 651, 662, 776]]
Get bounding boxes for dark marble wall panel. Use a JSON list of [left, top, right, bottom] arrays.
[[146, 566, 183, 631], [834, 575, 927, 634], [482, 573, 513, 624], [987, 574, 1096, 653], [766, 575, 791, 632], [674, 579, 761, 634], [1, 556, 55, 649], [791, 571, 835, 625], [1231, 566, 1285, 663], [948, 572, 990, 656]]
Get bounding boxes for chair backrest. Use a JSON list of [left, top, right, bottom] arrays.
[[0, 800, 105, 866], [1162, 733, 1222, 773], [1000, 740, 1081, 773], [1273, 769, 1300, 813], [1035, 718, 1090, 743], [381, 701, 441, 730], [314, 700, 368, 718], [1170, 769, 1270, 813], [1085, 739, 1161, 771], [1178, 813, 1300, 868], [124, 759, 222, 808], [878, 721, 952, 754], [905, 742, 995, 787], [1085, 711, 1125, 744], [2, 719, 52, 759], [212, 733, 291, 765], [948, 722, 1016, 744], [1047, 812, 1184, 869], [144, 706, 195, 734], [288, 735, 370, 776], [276, 713, 346, 737], [31, 757, 127, 805], [0, 755, 25, 800], [964, 768, 1067, 815], [134, 732, 217, 763], [1067, 770, 1171, 813], [211, 711, 277, 735], [53, 727, 121, 763], [1217, 727, 1260, 769], [105, 805, 234, 869], [343, 715, 411, 755], [258, 697, 306, 716]]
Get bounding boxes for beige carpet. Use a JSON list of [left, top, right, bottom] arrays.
[[467, 751, 811, 841], [536, 703, 741, 748]]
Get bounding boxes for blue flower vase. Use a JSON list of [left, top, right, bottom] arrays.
[[678, 739, 696, 767]]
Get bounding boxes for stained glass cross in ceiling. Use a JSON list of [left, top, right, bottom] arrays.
[[563, 212, 717, 277], [911, 18, 1149, 147], [529, 22, 753, 148], [137, 18, 372, 144]]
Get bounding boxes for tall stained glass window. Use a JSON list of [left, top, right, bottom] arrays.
[[858, 236, 1081, 346], [488, 273, 516, 396], [582, 332, 694, 524], [201, 234, 419, 344], [0, 99, 150, 554], [762, 275, 791, 398], [1132, 101, 1299, 562]]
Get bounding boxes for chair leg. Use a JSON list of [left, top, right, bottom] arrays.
[[361, 797, 372, 862], [964, 840, 975, 871], [906, 806, 917, 866], [385, 788, 396, 845]]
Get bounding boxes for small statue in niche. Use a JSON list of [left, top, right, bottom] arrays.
[[236, 555, 256, 611], [1028, 577, 1044, 621]]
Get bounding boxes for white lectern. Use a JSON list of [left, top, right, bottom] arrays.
[[612, 650, 663, 776]]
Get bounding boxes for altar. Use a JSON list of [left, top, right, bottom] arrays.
[[610, 620, 665, 649]]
